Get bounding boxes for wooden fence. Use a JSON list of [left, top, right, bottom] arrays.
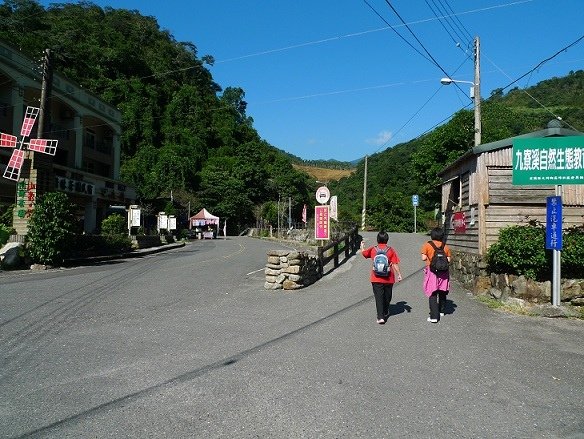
[[317, 226, 360, 276]]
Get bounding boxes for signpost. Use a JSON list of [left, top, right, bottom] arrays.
[[513, 136, 584, 307], [314, 205, 330, 240], [412, 194, 419, 233], [315, 186, 331, 240]]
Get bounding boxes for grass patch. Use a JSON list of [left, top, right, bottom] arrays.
[[475, 295, 505, 309]]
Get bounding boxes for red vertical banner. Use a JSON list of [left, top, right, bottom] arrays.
[[315, 205, 330, 240], [452, 211, 466, 234]]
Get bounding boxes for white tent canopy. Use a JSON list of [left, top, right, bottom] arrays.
[[190, 208, 219, 227]]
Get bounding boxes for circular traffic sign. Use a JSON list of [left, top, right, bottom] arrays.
[[315, 186, 330, 204]]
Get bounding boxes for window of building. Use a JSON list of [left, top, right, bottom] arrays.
[[448, 176, 461, 208], [84, 129, 96, 149], [82, 159, 95, 174]]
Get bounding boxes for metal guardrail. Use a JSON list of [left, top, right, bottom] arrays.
[[317, 226, 360, 276]]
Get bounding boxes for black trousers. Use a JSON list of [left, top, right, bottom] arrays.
[[429, 290, 447, 320], [372, 282, 393, 319]]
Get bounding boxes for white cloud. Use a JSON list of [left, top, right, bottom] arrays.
[[367, 130, 392, 146]]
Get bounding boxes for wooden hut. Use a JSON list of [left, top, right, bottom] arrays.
[[438, 120, 584, 256]]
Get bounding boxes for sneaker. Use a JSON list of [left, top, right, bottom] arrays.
[[440, 312, 445, 317], [427, 317, 438, 323], [377, 318, 385, 324]]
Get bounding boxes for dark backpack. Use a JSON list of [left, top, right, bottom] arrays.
[[372, 246, 391, 277], [428, 241, 449, 274]]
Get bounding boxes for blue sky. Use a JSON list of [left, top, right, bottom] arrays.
[[43, 1, 584, 162]]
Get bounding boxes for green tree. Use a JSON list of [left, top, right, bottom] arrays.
[[26, 192, 76, 265]]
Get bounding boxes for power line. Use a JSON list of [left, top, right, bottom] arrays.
[[425, 0, 470, 50], [495, 34, 584, 94], [483, 35, 584, 131], [368, 57, 471, 154], [362, 0, 435, 66], [437, 0, 474, 42], [362, 0, 468, 100], [381, 0, 451, 75]]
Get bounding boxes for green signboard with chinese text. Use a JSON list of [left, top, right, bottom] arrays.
[[512, 136, 584, 185]]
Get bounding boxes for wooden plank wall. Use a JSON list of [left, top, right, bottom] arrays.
[[484, 150, 584, 205], [488, 167, 555, 204], [444, 172, 480, 253], [485, 205, 583, 248]]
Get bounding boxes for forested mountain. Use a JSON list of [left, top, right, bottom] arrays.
[[0, 0, 312, 232], [329, 70, 584, 232], [1, 1, 582, 233]]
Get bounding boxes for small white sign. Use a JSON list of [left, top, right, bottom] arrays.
[[128, 205, 141, 228], [315, 186, 330, 204], [168, 215, 177, 231], [157, 212, 168, 231], [330, 195, 338, 221]]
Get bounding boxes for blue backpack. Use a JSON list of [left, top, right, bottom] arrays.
[[372, 246, 391, 277]]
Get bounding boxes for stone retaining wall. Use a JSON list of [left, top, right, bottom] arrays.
[[264, 250, 320, 290], [132, 235, 162, 249], [450, 250, 584, 306]]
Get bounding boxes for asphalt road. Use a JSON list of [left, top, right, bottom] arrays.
[[1, 232, 583, 438]]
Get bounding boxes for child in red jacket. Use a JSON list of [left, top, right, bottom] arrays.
[[360, 231, 402, 324]]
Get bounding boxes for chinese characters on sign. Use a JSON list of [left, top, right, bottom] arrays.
[[55, 176, 94, 195], [512, 136, 584, 185], [546, 196, 562, 250], [315, 205, 330, 240], [16, 179, 36, 219]]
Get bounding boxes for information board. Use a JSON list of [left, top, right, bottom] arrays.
[[512, 136, 584, 185]]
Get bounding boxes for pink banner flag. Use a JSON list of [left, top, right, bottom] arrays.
[[302, 204, 307, 224]]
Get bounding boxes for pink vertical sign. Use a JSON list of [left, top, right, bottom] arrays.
[[315, 205, 330, 240]]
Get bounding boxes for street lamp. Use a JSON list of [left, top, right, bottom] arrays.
[[440, 77, 481, 146]]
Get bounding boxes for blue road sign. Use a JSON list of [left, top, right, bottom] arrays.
[[546, 196, 562, 250], [412, 195, 419, 206]]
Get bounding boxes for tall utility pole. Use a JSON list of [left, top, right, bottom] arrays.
[[288, 196, 291, 229], [361, 155, 368, 230], [37, 49, 53, 138], [473, 36, 481, 146]]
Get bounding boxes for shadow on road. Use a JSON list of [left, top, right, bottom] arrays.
[[443, 298, 458, 315], [389, 300, 412, 316]]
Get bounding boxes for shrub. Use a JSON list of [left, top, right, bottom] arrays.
[[0, 223, 14, 246], [100, 214, 127, 235], [563, 226, 584, 278], [0, 203, 14, 227], [487, 222, 584, 281], [100, 214, 132, 253], [26, 192, 76, 265], [486, 222, 550, 281]]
